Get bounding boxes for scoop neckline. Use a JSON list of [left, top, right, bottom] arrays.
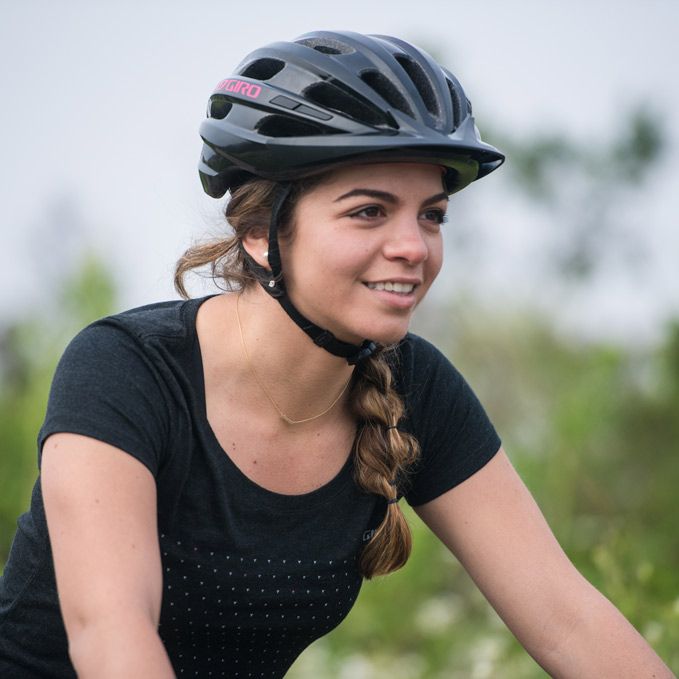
[[182, 295, 357, 513]]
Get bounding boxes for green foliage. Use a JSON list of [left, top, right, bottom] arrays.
[[612, 109, 665, 183], [0, 252, 117, 565], [497, 108, 664, 201], [489, 108, 666, 281]]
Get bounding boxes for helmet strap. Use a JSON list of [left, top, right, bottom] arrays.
[[241, 183, 377, 366]]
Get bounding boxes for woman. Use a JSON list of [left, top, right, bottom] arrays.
[[0, 30, 672, 678]]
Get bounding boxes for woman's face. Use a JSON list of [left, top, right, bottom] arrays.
[[280, 162, 447, 346]]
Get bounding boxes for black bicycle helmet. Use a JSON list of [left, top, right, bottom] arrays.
[[198, 30, 505, 363]]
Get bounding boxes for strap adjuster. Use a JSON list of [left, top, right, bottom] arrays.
[[313, 330, 334, 348]]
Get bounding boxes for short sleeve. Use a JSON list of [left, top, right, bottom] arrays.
[[38, 321, 172, 477], [397, 335, 501, 507]]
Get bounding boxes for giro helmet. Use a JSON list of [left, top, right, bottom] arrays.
[[199, 31, 505, 363], [199, 30, 504, 197]]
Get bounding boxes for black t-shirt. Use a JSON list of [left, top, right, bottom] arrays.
[[0, 296, 500, 678]]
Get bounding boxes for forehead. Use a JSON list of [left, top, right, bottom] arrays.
[[311, 162, 446, 196]]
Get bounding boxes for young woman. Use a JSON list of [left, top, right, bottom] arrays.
[[0, 30, 672, 678]]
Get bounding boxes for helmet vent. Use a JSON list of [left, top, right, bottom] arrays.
[[256, 114, 331, 137], [304, 81, 392, 128], [239, 58, 285, 81], [395, 55, 439, 117], [360, 70, 413, 118], [296, 37, 355, 55], [208, 97, 233, 120], [446, 79, 464, 131]]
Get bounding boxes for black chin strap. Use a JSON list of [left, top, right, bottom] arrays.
[[242, 183, 377, 366]]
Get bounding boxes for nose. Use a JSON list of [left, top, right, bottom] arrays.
[[382, 216, 429, 265]]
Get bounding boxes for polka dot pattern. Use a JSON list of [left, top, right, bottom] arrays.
[[157, 535, 363, 677]]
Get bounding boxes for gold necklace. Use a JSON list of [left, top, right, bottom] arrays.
[[236, 294, 353, 425]]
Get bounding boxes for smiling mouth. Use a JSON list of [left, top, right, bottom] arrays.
[[365, 281, 416, 294]]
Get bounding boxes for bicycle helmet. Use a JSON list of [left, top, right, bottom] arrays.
[[198, 30, 505, 363]]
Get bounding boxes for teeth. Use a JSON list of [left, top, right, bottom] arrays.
[[366, 282, 415, 293]]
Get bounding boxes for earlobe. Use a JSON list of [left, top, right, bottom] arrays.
[[241, 234, 271, 271]]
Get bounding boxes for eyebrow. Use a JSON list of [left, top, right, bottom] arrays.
[[333, 188, 448, 205]]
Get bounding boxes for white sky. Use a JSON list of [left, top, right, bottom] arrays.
[[1, 0, 678, 344]]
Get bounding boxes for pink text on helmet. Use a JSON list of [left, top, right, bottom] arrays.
[[214, 79, 262, 99]]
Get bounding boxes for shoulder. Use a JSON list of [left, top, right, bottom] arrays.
[[93, 296, 211, 343], [46, 295, 216, 421], [391, 332, 464, 401], [61, 296, 213, 361], [392, 334, 501, 506], [394, 332, 459, 370], [38, 298, 214, 472]]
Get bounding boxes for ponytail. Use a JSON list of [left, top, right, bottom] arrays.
[[350, 349, 420, 579]]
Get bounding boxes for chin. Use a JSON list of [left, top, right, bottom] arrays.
[[339, 322, 410, 348], [319, 305, 413, 349]]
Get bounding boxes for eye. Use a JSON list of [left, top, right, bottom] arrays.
[[348, 205, 386, 220], [421, 208, 448, 225]]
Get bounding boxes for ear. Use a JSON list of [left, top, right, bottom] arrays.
[[241, 231, 271, 271]]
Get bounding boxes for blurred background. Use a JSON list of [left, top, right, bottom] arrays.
[[1, 1, 677, 675]]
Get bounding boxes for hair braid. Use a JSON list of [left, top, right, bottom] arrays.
[[350, 349, 420, 579]]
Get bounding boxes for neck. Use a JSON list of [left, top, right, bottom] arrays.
[[202, 289, 357, 425]]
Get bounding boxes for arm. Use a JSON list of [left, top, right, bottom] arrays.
[[414, 448, 674, 678], [42, 433, 175, 678]]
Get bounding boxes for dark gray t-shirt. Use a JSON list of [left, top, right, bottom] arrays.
[[0, 296, 500, 678]]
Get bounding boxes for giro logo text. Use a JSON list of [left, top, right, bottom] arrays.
[[214, 79, 262, 99]]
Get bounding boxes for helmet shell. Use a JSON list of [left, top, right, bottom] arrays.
[[199, 31, 504, 197]]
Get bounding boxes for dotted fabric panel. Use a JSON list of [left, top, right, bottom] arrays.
[[158, 536, 363, 677]]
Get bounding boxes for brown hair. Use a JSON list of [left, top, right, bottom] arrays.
[[175, 177, 421, 579]]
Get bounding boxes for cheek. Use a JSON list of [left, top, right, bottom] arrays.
[[426, 235, 444, 280], [316, 237, 371, 277], [283, 232, 362, 295], [433, 250, 444, 277]]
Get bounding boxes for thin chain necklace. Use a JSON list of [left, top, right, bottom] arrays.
[[236, 294, 353, 425]]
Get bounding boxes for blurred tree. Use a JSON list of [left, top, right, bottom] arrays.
[[0, 253, 116, 565], [492, 107, 665, 281]]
